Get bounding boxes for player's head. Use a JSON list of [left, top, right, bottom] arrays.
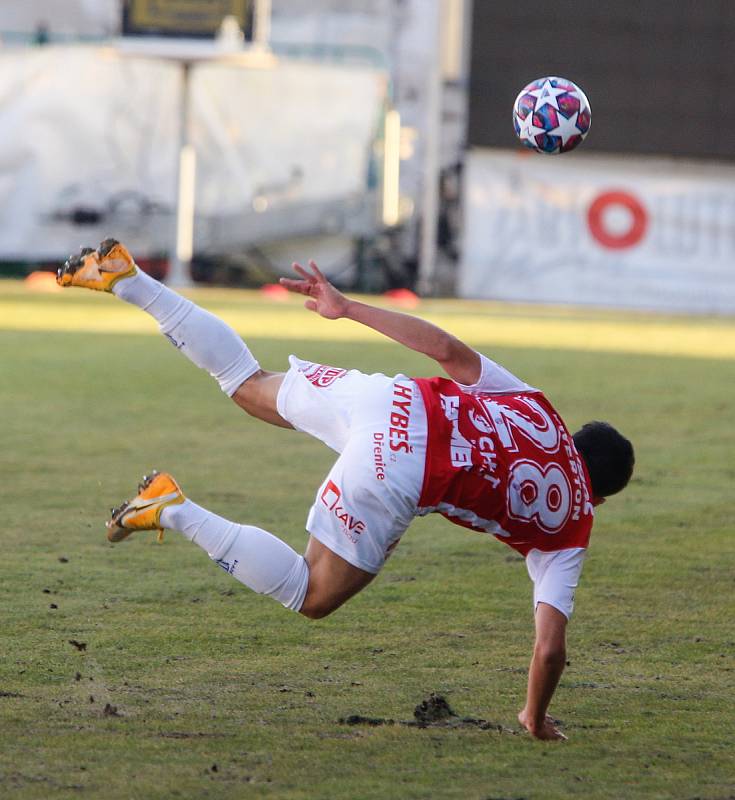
[[572, 421, 634, 499]]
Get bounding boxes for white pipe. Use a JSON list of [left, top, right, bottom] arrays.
[[175, 144, 197, 264], [167, 61, 193, 288], [254, 0, 272, 48], [382, 108, 401, 227], [417, 0, 444, 296]]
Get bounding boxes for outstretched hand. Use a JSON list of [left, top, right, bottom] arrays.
[[280, 261, 350, 320], [518, 709, 568, 741]]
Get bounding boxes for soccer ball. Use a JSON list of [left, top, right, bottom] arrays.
[[512, 76, 591, 154]]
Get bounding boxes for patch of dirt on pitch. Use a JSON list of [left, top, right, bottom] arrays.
[[483, 796, 529, 800], [340, 693, 517, 734], [411, 694, 455, 725], [408, 694, 516, 732], [339, 714, 394, 727]]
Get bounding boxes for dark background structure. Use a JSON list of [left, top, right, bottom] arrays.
[[468, 0, 735, 160]]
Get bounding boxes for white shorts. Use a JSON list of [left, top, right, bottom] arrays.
[[276, 356, 427, 573]]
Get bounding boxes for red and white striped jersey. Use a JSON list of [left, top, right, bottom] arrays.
[[413, 375, 594, 557]]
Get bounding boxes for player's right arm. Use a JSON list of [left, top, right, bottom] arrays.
[[280, 260, 481, 384], [518, 602, 568, 741]]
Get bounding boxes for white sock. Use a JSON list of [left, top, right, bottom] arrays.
[[160, 500, 309, 612], [112, 270, 259, 396]]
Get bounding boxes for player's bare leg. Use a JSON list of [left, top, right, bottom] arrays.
[[57, 239, 291, 429], [61, 242, 376, 616], [299, 537, 375, 618], [231, 371, 292, 429]]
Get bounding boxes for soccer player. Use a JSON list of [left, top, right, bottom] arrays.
[[57, 239, 634, 741]]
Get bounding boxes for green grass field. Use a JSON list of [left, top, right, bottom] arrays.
[[1, 281, 734, 799]]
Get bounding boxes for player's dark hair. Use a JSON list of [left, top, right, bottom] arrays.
[[572, 421, 634, 498]]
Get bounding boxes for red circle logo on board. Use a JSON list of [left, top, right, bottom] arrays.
[[587, 191, 648, 249]]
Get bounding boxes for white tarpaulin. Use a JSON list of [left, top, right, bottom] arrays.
[[0, 1, 119, 36], [0, 46, 180, 258], [460, 149, 735, 314], [191, 60, 383, 214], [0, 45, 385, 259]]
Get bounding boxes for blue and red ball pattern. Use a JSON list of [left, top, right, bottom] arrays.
[[513, 76, 591, 154]]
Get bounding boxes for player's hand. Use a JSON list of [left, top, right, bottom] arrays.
[[280, 260, 350, 320], [517, 709, 568, 741]]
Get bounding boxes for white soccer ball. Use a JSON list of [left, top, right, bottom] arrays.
[[513, 76, 591, 154]]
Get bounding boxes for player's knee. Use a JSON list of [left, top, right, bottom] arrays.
[[299, 606, 329, 620], [231, 370, 290, 428], [298, 601, 334, 620], [298, 594, 339, 620], [231, 371, 262, 409], [231, 371, 273, 420]]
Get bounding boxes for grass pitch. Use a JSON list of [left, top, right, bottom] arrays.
[[1, 282, 733, 799]]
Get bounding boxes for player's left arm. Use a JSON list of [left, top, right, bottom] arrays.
[[280, 260, 481, 384], [518, 603, 568, 741]]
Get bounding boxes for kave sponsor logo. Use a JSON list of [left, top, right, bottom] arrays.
[[320, 480, 366, 543], [303, 363, 347, 388]]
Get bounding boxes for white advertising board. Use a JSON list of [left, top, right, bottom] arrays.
[[460, 149, 735, 314]]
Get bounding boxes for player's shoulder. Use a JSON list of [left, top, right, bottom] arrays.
[[455, 352, 536, 396]]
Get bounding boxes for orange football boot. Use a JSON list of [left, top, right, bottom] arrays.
[[106, 471, 185, 543], [57, 238, 137, 292]]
